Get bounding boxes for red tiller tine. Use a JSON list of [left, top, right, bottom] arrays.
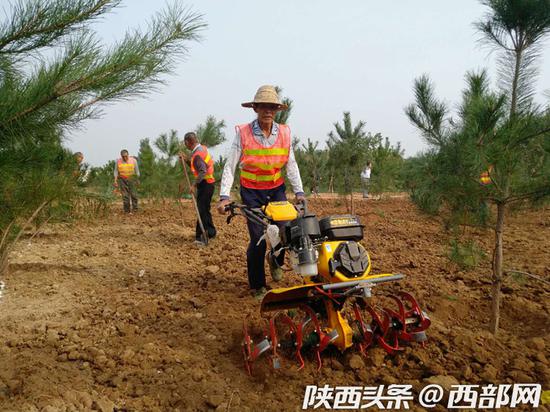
[[389, 294, 407, 323], [242, 316, 272, 375], [353, 303, 373, 356], [268, 317, 281, 369], [383, 307, 415, 342], [301, 305, 330, 371], [290, 315, 306, 370], [376, 335, 401, 354], [378, 309, 404, 353], [275, 312, 305, 370], [399, 291, 431, 332], [293, 312, 311, 370], [295, 317, 306, 370], [318, 331, 334, 354], [242, 318, 254, 375], [356, 341, 367, 357], [399, 291, 423, 318], [242, 345, 252, 375], [366, 305, 387, 334], [315, 349, 323, 371], [365, 306, 399, 354]]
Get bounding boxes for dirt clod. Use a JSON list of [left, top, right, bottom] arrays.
[[348, 354, 365, 370]]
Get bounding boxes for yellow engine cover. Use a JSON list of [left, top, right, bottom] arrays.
[[263, 201, 298, 222], [316, 240, 372, 282]]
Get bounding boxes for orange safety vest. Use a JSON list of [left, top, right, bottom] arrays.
[[117, 157, 137, 179], [190, 145, 215, 184], [480, 172, 491, 185], [480, 165, 493, 185], [238, 123, 290, 190]]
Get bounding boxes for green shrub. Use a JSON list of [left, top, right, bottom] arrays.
[[448, 239, 486, 269]]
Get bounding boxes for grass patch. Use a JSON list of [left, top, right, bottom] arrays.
[[448, 239, 486, 270], [374, 209, 386, 218]]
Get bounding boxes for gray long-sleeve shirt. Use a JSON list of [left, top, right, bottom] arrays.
[[219, 120, 304, 199]]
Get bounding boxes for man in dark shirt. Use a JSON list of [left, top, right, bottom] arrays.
[[180, 132, 217, 245]]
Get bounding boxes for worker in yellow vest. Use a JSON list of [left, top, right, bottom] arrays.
[[217, 85, 305, 300], [180, 132, 217, 245], [114, 149, 140, 213], [480, 165, 493, 186]]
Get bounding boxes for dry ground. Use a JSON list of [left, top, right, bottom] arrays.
[[0, 196, 548, 411]]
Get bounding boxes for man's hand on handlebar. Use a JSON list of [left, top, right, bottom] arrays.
[[295, 193, 306, 204], [217, 199, 231, 214]]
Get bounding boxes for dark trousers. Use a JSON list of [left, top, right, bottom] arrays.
[[196, 181, 216, 242], [240, 184, 287, 290], [118, 177, 138, 212]]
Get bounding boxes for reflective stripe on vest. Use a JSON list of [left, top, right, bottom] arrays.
[[190, 145, 215, 184], [480, 165, 493, 185], [238, 123, 290, 190], [480, 171, 491, 185], [240, 170, 282, 182], [117, 157, 136, 178]]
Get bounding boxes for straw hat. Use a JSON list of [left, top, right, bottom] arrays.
[[241, 85, 288, 110]]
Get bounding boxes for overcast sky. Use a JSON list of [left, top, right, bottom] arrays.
[[65, 0, 550, 166]]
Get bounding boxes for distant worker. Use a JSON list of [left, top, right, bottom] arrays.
[[480, 165, 493, 185], [361, 161, 372, 198], [179, 132, 217, 245], [74, 151, 84, 165], [217, 85, 305, 299], [73, 151, 91, 185], [114, 149, 140, 213]]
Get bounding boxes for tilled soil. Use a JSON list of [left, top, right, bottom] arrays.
[[0, 197, 548, 411]]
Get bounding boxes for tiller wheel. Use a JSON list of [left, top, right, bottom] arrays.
[[382, 292, 431, 346], [269, 312, 304, 370], [241, 305, 339, 374], [350, 291, 431, 356], [349, 299, 402, 355], [242, 315, 271, 375], [299, 304, 339, 371]]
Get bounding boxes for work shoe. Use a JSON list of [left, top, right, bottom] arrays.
[[271, 266, 283, 282], [250, 287, 268, 301], [268, 254, 283, 282]]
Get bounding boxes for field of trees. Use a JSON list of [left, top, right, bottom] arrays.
[[0, 0, 549, 411]]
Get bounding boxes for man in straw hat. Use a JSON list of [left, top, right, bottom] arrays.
[[217, 85, 305, 300]]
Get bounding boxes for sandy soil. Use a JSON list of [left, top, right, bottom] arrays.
[[0, 196, 548, 411]]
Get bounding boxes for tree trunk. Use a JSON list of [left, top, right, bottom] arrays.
[[510, 45, 523, 118], [350, 191, 354, 214], [0, 250, 8, 277], [490, 201, 506, 334]]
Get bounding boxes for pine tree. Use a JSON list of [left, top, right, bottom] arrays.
[[294, 138, 327, 196], [0, 0, 206, 273], [369, 135, 405, 194], [406, 0, 550, 333], [155, 129, 181, 162], [327, 112, 371, 212], [196, 115, 226, 147], [274, 86, 293, 125]]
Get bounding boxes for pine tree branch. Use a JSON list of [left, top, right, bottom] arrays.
[[510, 125, 550, 147], [505, 269, 550, 287], [0, 0, 119, 54], [505, 187, 550, 203], [2, 5, 205, 128]]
